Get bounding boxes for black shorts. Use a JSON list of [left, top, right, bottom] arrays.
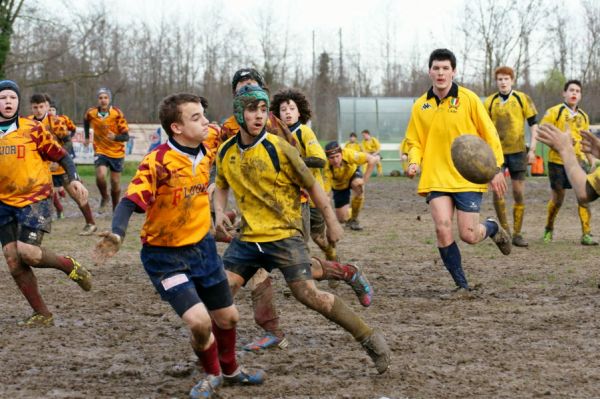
[[223, 236, 312, 284], [332, 169, 363, 208], [52, 174, 67, 188], [548, 162, 571, 190], [0, 199, 52, 246], [94, 154, 124, 173], [310, 207, 325, 236], [503, 151, 527, 181]]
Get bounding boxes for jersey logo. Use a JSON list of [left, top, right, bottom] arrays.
[[449, 97, 460, 113], [421, 103, 432, 111]]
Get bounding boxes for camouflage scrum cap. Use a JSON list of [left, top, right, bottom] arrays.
[[233, 85, 270, 126]]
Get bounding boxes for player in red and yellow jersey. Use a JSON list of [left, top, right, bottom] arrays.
[[405, 49, 511, 293], [324, 143, 379, 231], [540, 80, 597, 246], [215, 85, 389, 373], [361, 129, 383, 176], [0, 80, 92, 327], [84, 88, 130, 212], [29, 94, 97, 235], [484, 66, 539, 247], [94, 93, 264, 398]]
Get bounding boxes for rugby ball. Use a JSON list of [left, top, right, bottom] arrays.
[[451, 135, 498, 184]]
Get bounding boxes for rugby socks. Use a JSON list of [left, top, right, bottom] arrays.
[[483, 219, 499, 238], [350, 195, 364, 220], [251, 277, 284, 339], [194, 339, 221, 376], [546, 200, 560, 231], [37, 248, 75, 274], [376, 161, 383, 175], [325, 296, 373, 342], [110, 188, 121, 211], [578, 205, 592, 235], [438, 242, 468, 289], [493, 197, 510, 232], [79, 203, 95, 224], [12, 267, 50, 316], [315, 258, 356, 281], [324, 245, 337, 261], [211, 321, 239, 375], [52, 192, 63, 215], [513, 203, 525, 235]]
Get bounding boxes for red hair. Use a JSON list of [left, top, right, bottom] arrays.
[[494, 66, 514, 80]]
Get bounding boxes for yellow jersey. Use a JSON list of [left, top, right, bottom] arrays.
[[484, 90, 537, 154], [216, 131, 315, 242], [290, 123, 326, 199], [325, 148, 368, 191], [344, 141, 362, 152], [124, 142, 213, 247], [0, 117, 67, 207], [361, 137, 381, 154], [406, 83, 503, 195], [541, 103, 589, 165], [84, 106, 129, 158]]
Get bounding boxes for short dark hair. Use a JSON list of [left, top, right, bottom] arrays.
[[158, 93, 203, 137], [270, 88, 312, 124], [428, 48, 457, 69], [349, 132, 357, 138], [361, 129, 370, 135], [564, 79, 582, 92], [30, 93, 47, 104]]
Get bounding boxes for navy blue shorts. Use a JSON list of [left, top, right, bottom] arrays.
[[332, 169, 363, 208], [426, 191, 483, 213], [0, 199, 52, 246], [141, 234, 232, 317], [223, 236, 312, 284], [52, 174, 67, 188], [94, 154, 124, 173], [548, 162, 571, 190], [503, 151, 527, 181]]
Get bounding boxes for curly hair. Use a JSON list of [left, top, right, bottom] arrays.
[[270, 88, 312, 124]]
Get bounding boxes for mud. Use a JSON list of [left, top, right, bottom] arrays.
[[1, 176, 600, 398]]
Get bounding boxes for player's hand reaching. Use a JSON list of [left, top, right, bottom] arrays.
[[214, 210, 234, 242], [326, 219, 343, 245], [407, 163, 420, 178], [490, 171, 507, 197], [68, 180, 89, 204], [94, 231, 122, 263], [537, 123, 574, 153], [581, 130, 600, 159]]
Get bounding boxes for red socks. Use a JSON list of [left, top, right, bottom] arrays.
[[211, 321, 239, 375], [194, 340, 221, 376]]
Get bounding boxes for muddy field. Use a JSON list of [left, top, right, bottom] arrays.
[[1, 176, 600, 398]]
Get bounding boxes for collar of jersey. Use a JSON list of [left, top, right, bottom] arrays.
[[0, 115, 19, 137], [562, 102, 580, 114], [427, 82, 459, 103], [288, 121, 302, 133], [237, 128, 267, 151], [167, 137, 206, 168]]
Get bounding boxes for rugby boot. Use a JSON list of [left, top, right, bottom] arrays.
[[511, 234, 528, 248], [223, 367, 266, 386], [189, 374, 223, 399], [99, 198, 109, 213], [346, 218, 363, 231], [67, 256, 92, 291], [361, 330, 391, 374], [79, 223, 97, 236], [486, 217, 511, 255], [243, 333, 288, 351], [581, 234, 599, 246], [543, 228, 553, 244], [17, 312, 54, 327], [56, 211, 65, 220]]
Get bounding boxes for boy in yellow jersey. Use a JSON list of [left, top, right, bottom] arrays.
[[94, 93, 264, 398], [538, 124, 600, 214], [84, 88, 130, 212], [215, 85, 389, 373], [361, 129, 383, 176], [0, 80, 91, 327], [29, 94, 97, 235], [345, 132, 362, 152], [484, 66, 539, 247], [540, 80, 597, 246], [405, 49, 511, 293], [324, 141, 379, 231]]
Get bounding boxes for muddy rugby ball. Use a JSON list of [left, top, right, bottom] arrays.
[[451, 135, 498, 184]]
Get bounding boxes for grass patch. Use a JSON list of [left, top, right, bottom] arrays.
[[76, 161, 140, 179]]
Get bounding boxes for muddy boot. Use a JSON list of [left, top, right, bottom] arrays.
[[486, 217, 511, 255], [361, 330, 391, 374]]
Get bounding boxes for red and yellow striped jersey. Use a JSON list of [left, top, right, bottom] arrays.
[[26, 113, 69, 176], [0, 117, 67, 207], [124, 142, 214, 247], [84, 106, 129, 158]]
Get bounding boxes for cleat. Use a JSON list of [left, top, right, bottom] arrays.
[[581, 233, 599, 246], [99, 198, 109, 213], [243, 333, 288, 351], [346, 219, 363, 231], [56, 211, 65, 220], [189, 374, 223, 399], [512, 234, 528, 248], [486, 217, 511, 255], [223, 367, 266, 386], [67, 256, 92, 291], [347, 265, 373, 307], [79, 224, 97, 236], [361, 331, 391, 374], [543, 228, 553, 244], [17, 312, 54, 327]]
